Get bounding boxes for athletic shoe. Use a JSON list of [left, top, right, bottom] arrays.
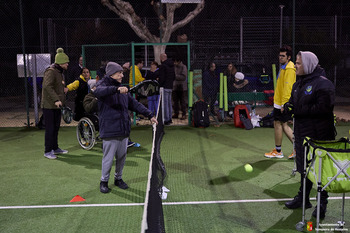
[[53, 148, 68, 154], [44, 150, 57, 159], [100, 181, 110, 193], [288, 150, 296, 159], [285, 195, 312, 209], [114, 179, 129, 189], [127, 141, 136, 148], [264, 149, 284, 158]]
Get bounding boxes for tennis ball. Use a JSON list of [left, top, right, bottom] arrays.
[[244, 164, 253, 173]]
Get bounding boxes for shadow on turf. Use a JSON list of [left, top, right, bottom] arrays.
[[209, 160, 279, 185]]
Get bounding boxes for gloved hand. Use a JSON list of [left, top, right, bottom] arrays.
[[283, 102, 294, 115]]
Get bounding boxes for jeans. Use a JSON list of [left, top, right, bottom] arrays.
[[147, 95, 160, 116], [163, 88, 173, 122]]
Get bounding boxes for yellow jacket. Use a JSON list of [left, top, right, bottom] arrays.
[[129, 65, 145, 87], [274, 61, 296, 109], [66, 75, 90, 91]]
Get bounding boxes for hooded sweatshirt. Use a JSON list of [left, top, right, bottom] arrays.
[[299, 51, 319, 75]]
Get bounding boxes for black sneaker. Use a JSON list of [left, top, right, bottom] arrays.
[[100, 181, 110, 193], [312, 204, 327, 219], [127, 141, 136, 148], [285, 195, 312, 209], [114, 179, 129, 189]]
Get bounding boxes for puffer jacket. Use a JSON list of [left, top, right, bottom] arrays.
[[158, 59, 175, 89], [94, 76, 153, 139], [289, 66, 336, 172], [41, 64, 66, 109]]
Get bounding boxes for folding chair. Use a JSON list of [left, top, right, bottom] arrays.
[[296, 137, 350, 232]]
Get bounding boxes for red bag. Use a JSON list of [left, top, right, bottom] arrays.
[[263, 90, 274, 106], [234, 105, 251, 128]]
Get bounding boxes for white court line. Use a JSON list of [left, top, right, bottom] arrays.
[[0, 196, 348, 210]]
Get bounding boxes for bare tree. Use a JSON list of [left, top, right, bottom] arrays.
[[101, 0, 205, 62]]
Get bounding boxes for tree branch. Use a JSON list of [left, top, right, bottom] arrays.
[[172, 0, 205, 32], [101, 0, 158, 42]]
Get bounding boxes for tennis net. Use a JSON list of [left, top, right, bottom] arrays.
[[141, 89, 167, 233]]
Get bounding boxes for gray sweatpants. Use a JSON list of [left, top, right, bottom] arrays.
[[100, 137, 128, 182]]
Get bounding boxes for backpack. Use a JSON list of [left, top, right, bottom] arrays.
[[259, 111, 274, 128], [192, 100, 210, 128], [234, 105, 251, 128]]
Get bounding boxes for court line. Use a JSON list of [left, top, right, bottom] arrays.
[[0, 196, 348, 210]]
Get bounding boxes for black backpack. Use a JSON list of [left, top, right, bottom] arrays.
[[259, 111, 274, 128], [192, 100, 210, 128]]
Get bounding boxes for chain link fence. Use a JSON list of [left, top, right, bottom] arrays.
[[1, 1, 350, 127]]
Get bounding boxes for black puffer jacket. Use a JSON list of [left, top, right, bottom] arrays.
[[158, 59, 175, 89], [289, 66, 336, 173]]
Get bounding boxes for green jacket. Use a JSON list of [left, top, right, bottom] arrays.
[[83, 92, 98, 114], [41, 64, 66, 109]]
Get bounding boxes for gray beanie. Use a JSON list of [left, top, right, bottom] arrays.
[[299, 51, 319, 75], [106, 62, 123, 76]]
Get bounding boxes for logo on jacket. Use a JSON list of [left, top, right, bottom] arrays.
[[304, 86, 312, 95]]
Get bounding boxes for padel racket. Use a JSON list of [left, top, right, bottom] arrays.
[[60, 106, 73, 124], [129, 80, 159, 97]]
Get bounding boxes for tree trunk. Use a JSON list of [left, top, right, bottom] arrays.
[[153, 45, 167, 64]]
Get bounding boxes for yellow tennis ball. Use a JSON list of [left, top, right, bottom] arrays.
[[244, 164, 253, 173]]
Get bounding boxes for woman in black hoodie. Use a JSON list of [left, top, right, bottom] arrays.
[[284, 51, 336, 219]]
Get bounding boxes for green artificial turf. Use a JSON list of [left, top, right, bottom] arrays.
[[0, 125, 349, 232]]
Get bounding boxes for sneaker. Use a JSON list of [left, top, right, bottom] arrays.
[[127, 141, 136, 148], [44, 150, 57, 159], [285, 195, 312, 209], [114, 179, 129, 189], [264, 149, 284, 158], [288, 150, 296, 159], [53, 148, 68, 154], [100, 181, 110, 193]]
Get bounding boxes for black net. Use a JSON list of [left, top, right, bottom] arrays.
[[142, 91, 166, 233]]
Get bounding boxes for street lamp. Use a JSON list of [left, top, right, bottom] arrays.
[[279, 5, 285, 48]]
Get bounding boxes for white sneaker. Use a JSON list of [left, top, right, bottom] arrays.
[[44, 150, 57, 159], [53, 148, 68, 154]]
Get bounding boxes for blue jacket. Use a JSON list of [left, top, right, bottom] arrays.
[[94, 76, 153, 139]]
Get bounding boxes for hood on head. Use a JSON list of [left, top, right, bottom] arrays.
[[299, 51, 319, 75]]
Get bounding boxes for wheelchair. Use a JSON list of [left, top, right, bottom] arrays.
[[76, 113, 100, 150]]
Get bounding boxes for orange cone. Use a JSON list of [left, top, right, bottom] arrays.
[[70, 195, 86, 202]]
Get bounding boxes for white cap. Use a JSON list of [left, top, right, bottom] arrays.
[[235, 72, 244, 80]]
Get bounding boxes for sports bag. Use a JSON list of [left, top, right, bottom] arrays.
[[259, 111, 274, 128], [192, 100, 210, 128], [234, 105, 251, 128]]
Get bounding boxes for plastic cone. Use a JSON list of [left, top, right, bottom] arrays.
[[70, 195, 86, 202]]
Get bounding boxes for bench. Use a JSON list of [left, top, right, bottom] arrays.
[[218, 92, 272, 109]]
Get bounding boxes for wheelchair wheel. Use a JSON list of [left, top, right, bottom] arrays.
[[77, 117, 96, 150]]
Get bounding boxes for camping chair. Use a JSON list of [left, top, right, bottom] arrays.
[[296, 137, 350, 232]]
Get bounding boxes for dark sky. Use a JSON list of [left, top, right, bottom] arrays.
[[1, 0, 349, 49]]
